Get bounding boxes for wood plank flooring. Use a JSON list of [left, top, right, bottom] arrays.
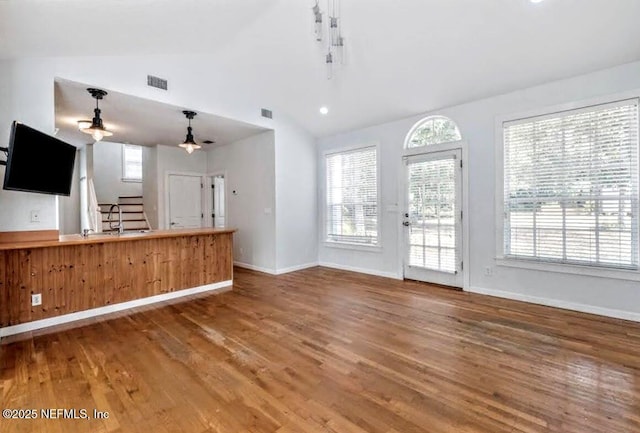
[[1, 266, 639, 433]]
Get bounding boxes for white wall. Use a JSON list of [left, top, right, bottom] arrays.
[[93, 141, 142, 204], [318, 60, 640, 320], [57, 149, 81, 234], [0, 59, 58, 232], [207, 131, 276, 272], [274, 115, 318, 271], [142, 146, 158, 229]]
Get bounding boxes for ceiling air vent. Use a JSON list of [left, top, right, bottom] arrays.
[[147, 75, 168, 90], [261, 108, 273, 119]]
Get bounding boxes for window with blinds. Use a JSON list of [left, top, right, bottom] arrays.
[[503, 99, 639, 269], [326, 146, 378, 245], [122, 144, 143, 182]]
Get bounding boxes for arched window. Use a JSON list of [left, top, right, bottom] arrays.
[[406, 116, 462, 148]]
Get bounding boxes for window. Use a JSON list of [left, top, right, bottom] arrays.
[[503, 99, 639, 269], [122, 144, 142, 182], [325, 146, 378, 246], [407, 116, 461, 148]]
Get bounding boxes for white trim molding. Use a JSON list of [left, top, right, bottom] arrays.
[[234, 261, 277, 275], [496, 257, 640, 282], [234, 261, 319, 275], [0, 280, 233, 338], [468, 285, 640, 323], [319, 261, 402, 280], [275, 262, 319, 275]]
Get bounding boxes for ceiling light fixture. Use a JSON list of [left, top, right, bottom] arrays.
[[179, 110, 201, 154], [312, 0, 345, 80], [319, 106, 329, 115], [80, 88, 113, 142]]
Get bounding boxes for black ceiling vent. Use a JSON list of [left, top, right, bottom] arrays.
[[261, 108, 273, 119], [147, 75, 168, 90]]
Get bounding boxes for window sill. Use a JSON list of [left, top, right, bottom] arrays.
[[121, 178, 142, 183], [495, 257, 640, 282], [323, 241, 382, 252]]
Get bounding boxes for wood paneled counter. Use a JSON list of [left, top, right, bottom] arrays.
[[0, 228, 235, 330]]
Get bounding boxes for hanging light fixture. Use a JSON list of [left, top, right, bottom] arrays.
[[179, 110, 201, 154], [79, 88, 113, 142], [312, 0, 345, 80], [313, 1, 323, 41]]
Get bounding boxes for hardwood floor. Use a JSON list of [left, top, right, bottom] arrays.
[[1, 266, 639, 433]]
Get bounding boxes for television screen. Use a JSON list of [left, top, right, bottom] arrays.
[[3, 121, 77, 196]]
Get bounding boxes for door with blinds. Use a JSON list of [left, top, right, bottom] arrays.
[[403, 149, 463, 287]]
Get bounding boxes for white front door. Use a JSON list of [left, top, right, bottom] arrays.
[[168, 174, 203, 229], [212, 175, 225, 227], [403, 149, 463, 287]]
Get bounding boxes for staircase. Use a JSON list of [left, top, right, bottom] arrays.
[[99, 196, 151, 233]]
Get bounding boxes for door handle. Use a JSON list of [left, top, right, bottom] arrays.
[[402, 221, 410, 227], [170, 222, 177, 226]]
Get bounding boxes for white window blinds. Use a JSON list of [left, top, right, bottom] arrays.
[[503, 99, 639, 269], [326, 146, 378, 245], [122, 144, 142, 181]]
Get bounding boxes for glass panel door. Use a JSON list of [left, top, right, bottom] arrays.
[[403, 149, 462, 287]]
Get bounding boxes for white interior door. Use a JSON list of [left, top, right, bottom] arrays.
[[403, 149, 463, 287], [212, 175, 225, 227], [168, 174, 203, 229]]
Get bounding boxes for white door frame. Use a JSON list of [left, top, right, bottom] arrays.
[[206, 170, 228, 228], [164, 171, 206, 229], [397, 140, 470, 290]]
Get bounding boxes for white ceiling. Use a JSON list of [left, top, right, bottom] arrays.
[[54, 79, 268, 148], [3, 0, 640, 137]]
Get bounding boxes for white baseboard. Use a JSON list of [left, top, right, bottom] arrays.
[[275, 262, 319, 275], [0, 280, 233, 338], [468, 286, 640, 323], [234, 261, 277, 275], [318, 261, 403, 280], [234, 261, 320, 275]]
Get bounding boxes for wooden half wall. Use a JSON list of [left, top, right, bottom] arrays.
[[0, 232, 233, 327]]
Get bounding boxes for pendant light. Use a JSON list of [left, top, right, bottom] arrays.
[[179, 110, 201, 154], [80, 88, 113, 142], [312, 0, 346, 80]]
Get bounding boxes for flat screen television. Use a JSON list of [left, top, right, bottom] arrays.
[[2, 121, 77, 196]]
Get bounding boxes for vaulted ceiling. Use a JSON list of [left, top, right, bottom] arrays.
[[2, 0, 640, 137]]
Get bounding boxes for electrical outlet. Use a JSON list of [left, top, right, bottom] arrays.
[[30, 210, 40, 223], [239, 247, 244, 256], [31, 293, 42, 306], [484, 266, 493, 276]]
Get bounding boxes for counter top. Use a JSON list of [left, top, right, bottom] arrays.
[[0, 227, 236, 251]]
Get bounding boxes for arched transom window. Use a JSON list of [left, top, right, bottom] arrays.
[[406, 116, 462, 148]]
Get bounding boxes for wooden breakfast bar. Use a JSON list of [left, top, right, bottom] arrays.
[[0, 228, 235, 335]]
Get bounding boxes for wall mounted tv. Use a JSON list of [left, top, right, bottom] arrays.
[[2, 121, 77, 196]]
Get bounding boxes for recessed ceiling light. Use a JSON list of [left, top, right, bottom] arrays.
[[319, 106, 329, 115], [530, 0, 545, 3]]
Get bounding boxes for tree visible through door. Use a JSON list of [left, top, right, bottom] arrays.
[[403, 150, 462, 287]]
